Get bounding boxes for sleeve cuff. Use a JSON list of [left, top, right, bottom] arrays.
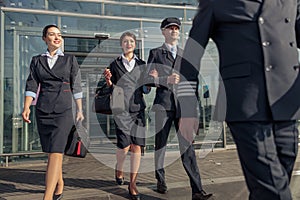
[[25, 91, 36, 99], [73, 92, 83, 99], [142, 86, 151, 94]]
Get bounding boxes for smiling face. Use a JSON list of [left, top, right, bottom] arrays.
[[162, 25, 180, 44], [121, 35, 136, 55], [42, 26, 63, 52]]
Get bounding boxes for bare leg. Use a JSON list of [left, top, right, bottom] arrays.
[[129, 144, 141, 195], [43, 153, 63, 200], [54, 163, 64, 195], [116, 146, 130, 178]]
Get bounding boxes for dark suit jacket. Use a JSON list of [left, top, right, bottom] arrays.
[[147, 44, 182, 112], [109, 56, 148, 113], [25, 54, 82, 113], [178, 0, 300, 121]]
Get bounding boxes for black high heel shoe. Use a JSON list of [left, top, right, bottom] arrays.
[[115, 164, 125, 185], [128, 186, 140, 200], [53, 193, 63, 200]]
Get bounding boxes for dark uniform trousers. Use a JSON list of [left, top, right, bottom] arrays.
[[227, 121, 299, 200], [154, 110, 203, 194]]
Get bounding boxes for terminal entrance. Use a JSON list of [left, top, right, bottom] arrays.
[[2, 30, 229, 157]]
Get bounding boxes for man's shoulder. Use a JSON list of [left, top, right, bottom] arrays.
[[136, 57, 146, 65], [150, 45, 164, 52]]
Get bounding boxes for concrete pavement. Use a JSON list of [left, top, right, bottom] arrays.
[[1, 148, 300, 200]]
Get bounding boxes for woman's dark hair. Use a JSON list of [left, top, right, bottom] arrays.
[[119, 31, 136, 46], [42, 24, 60, 38]]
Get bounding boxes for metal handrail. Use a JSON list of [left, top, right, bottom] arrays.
[[0, 152, 46, 167]]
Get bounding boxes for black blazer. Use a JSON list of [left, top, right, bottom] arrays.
[[109, 56, 148, 113], [147, 44, 182, 111], [178, 0, 300, 121], [25, 54, 82, 113]]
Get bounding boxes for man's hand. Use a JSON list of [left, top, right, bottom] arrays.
[[149, 69, 158, 78], [179, 117, 199, 143], [167, 73, 180, 84]]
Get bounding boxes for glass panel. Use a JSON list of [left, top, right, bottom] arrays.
[[61, 17, 140, 36], [3, 29, 14, 153], [186, 9, 198, 21], [48, 0, 102, 15], [142, 22, 164, 53], [4, 12, 57, 29], [2, 11, 58, 153], [1, 0, 46, 9], [105, 4, 185, 19], [197, 40, 226, 147], [114, 0, 198, 6]]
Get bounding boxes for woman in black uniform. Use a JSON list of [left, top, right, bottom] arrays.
[[22, 24, 84, 200], [103, 32, 150, 200]]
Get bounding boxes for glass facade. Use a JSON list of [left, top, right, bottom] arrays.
[[0, 0, 232, 161]]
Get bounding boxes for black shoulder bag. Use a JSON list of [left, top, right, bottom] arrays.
[[92, 84, 125, 115], [65, 121, 90, 158]]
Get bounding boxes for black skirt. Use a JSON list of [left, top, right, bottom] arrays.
[[36, 109, 74, 153], [114, 111, 146, 149]]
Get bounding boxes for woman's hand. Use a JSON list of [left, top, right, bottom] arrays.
[[22, 96, 34, 123], [103, 68, 113, 86], [22, 107, 31, 123], [76, 111, 84, 122], [149, 69, 158, 78]]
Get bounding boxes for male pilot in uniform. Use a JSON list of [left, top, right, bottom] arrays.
[[148, 17, 212, 200], [178, 1, 300, 200]]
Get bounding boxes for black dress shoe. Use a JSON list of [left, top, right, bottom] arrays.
[[115, 164, 124, 185], [128, 186, 140, 200], [115, 176, 125, 185], [53, 193, 63, 200], [192, 190, 212, 200], [156, 181, 167, 194]]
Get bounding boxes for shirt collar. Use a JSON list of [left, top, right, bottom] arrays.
[[164, 43, 177, 52], [41, 48, 64, 57], [121, 54, 138, 62]]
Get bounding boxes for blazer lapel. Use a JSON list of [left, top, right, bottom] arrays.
[[39, 56, 61, 80], [162, 44, 175, 62], [115, 57, 137, 83], [51, 56, 64, 70], [39, 56, 49, 70], [173, 47, 183, 72], [115, 57, 127, 74], [176, 47, 183, 58]]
